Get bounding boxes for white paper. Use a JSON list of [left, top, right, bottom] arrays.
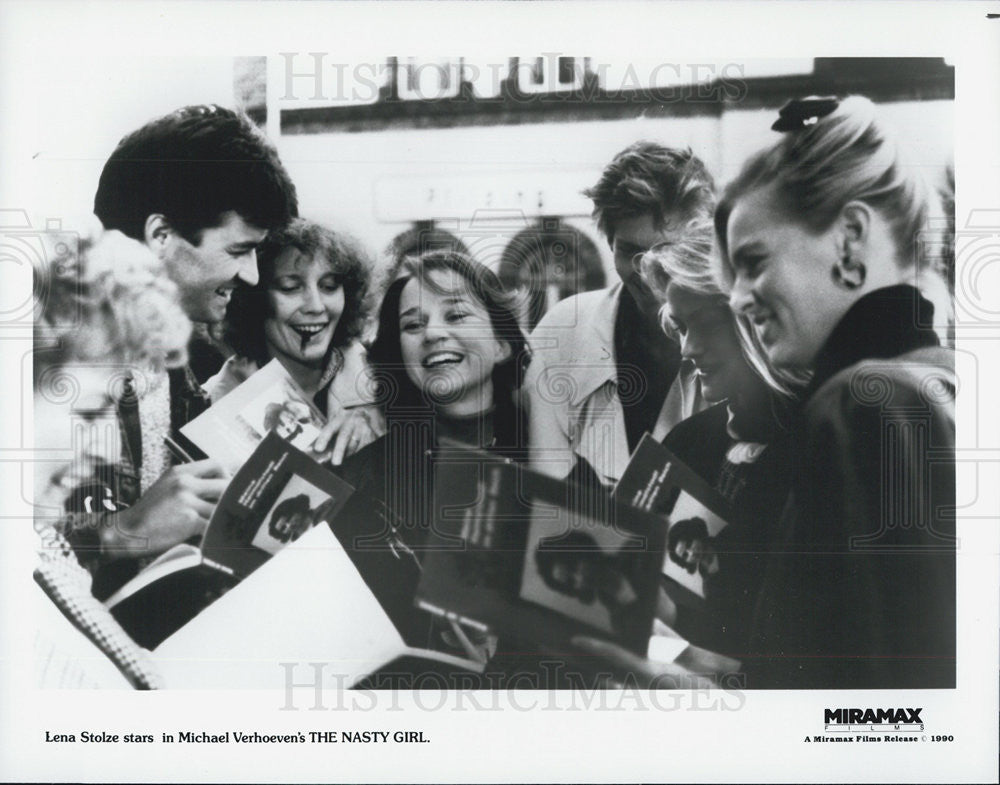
[[154, 523, 406, 689]]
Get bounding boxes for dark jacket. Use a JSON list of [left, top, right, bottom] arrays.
[[331, 407, 528, 651], [61, 365, 212, 599], [330, 405, 611, 688], [744, 285, 956, 689]]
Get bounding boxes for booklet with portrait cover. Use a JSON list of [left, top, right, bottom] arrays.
[[612, 433, 734, 610], [104, 432, 354, 649], [168, 358, 328, 472], [415, 448, 668, 656]]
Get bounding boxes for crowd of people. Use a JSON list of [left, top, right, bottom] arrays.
[[33, 95, 956, 690]]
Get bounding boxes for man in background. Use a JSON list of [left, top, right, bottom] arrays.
[[525, 142, 713, 485]]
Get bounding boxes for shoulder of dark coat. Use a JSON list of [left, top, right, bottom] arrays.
[[803, 346, 955, 445], [809, 346, 954, 408]]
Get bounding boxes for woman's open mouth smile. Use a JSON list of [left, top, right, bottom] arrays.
[[422, 350, 464, 369]]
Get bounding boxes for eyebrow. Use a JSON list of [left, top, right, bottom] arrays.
[[226, 241, 261, 253], [399, 294, 474, 319]]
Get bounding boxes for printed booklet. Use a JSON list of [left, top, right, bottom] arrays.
[[169, 358, 328, 472], [105, 432, 354, 648], [612, 433, 734, 609], [415, 448, 668, 656], [152, 522, 486, 690]]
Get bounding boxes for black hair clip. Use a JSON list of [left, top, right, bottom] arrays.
[[771, 96, 840, 132]]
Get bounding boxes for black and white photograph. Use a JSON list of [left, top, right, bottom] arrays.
[[523, 524, 646, 637], [251, 475, 336, 554], [240, 380, 323, 452], [662, 490, 727, 598], [1, 1, 998, 782]]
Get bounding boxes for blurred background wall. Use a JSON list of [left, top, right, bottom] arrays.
[[21, 55, 953, 331]]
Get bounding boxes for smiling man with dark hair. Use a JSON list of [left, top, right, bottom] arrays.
[[95, 104, 298, 325], [62, 106, 300, 599]]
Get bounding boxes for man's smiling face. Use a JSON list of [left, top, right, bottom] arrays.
[[159, 210, 267, 324]]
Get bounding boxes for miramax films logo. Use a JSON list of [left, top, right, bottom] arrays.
[[808, 707, 925, 744]]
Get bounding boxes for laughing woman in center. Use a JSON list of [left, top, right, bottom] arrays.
[[330, 250, 530, 650]]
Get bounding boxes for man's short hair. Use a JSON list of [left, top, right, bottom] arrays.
[[94, 104, 298, 243], [583, 141, 715, 245]]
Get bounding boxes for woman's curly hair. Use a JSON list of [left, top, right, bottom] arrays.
[[34, 226, 192, 381], [223, 218, 374, 366]]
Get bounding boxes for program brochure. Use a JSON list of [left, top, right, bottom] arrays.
[[105, 432, 354, 649]]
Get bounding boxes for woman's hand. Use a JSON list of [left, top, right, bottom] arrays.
[[312, 405, 386, 466]]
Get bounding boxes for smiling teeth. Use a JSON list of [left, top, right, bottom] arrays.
[[293, 325, 327, 335], [424, 352, 462, 367]]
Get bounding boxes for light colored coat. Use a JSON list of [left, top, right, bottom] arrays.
[[524, 283, 702, 484]]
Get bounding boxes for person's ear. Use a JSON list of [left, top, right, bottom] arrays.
[[493, 338, 513, 364], [143, 214, 174, 257], [831, 201, 870, 290]]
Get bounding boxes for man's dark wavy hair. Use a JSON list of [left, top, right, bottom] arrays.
[[94, 104, 298, 243], [583, 141, 715, 246]]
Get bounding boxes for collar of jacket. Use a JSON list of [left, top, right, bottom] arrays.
[[559, 283, 626, 406], [806, 284, 940, 399], [316, 345, 346, 391], [168, 364, 212, 434]]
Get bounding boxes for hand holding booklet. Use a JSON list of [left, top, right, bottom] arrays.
[[110, 394, 727, 686], [106, 432, 354, 649], [108, 359, 492, 687], [168, 358, 329, 471], [146, 444, 680, 689], [153, 522, 486, 690], [416, 448, 669, 657]]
